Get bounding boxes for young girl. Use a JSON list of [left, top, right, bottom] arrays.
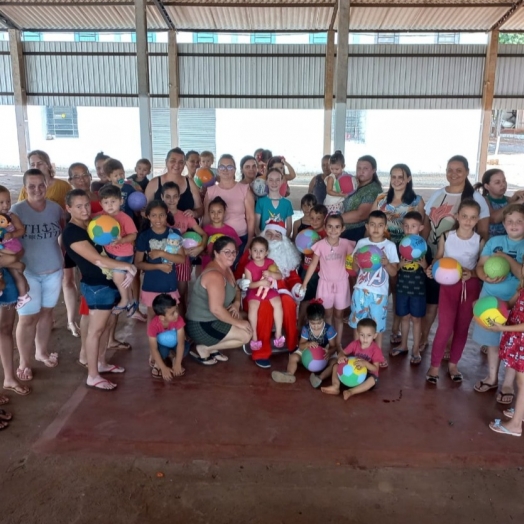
[[134, 200, 186, 328], [301, 213, 355, 349], [292, 193, 317, 240], [202, 197, 241, 269], [323, 150, 357, 214], [0, 187, 31, 309], [161, 182, 207, 313], [426, 199, 484, 384], [488, 280, 524, 437], [271, 300, 337, 387], [244, 237, 285, 351]]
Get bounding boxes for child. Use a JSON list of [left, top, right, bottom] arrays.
[[135, 200, 186, 324], [127, 158, 151, 192], [254, 169, 293, 236], [393, 211, 427, 364], [200, 151, 215, 172], [271, 300, 337, 387], [426, 199, 484, 384], [202, 196, 242, 269], [323, 150, 358, 214], [301, 213, 355, 350], [103, 158, 136, 219], [147, 293, 188, 382], [0, 186, 30, 309], [292, 193, 317, 240], [321, 318, 385, 400], [161, 182, 207, 313], [245, 236, 285, 351], [98, 185, 138, 316], [92, 151, 110, 192], [349, 210, 399, 364], [473, 203, 524, 402]]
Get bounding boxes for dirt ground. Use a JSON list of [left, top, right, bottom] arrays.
[[1, 172, 524, 524]]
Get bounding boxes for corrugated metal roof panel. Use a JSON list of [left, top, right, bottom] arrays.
[[500, 7, 524, 31]]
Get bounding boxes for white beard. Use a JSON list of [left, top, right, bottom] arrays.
[[267, 237, 301, 278]]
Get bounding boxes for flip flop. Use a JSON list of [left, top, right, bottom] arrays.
[[35, 352, 59, 368], [390, 333, 402, 346], [390, 348, 408, 357], [209, 351, 229, 362], [77, 360, 88, 369], [86, 379, 117, 391], [151, 366, 163, 379], [503, 408, 524, 421], [189, 351, 217, 366], [16, 367, 33, 382], [474, 381, 498, 393], [98, 365, 125, 374], [126, 301, 139, 318], [410, 354, 422, 365], [489, 419, 521, 437], [497, 392, 515, 405], [0, 409, 13, 422], [3, 384, 30, 396], [107, 341, 132, 351]]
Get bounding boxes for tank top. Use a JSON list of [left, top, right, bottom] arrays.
[[487, 195, 508, 237], [443, 230, 481, 270], [186, 267, 237, 322], [153, 176, 195, 212], [206, 183, 249, 236]]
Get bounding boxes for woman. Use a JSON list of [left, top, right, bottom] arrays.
[[204, 154, 255, 261], [185, 150, 200, 180], [186, 236, 252, 365], [63, 189, 137, 391], [420, 155, 490, 351], [308, 154, 330, 205], [91, 151, 110, 192], [145, 148, 203, 218], [19, 150, 72, 209], [341, 155, 383, 242], [239, 155, 258, 187]]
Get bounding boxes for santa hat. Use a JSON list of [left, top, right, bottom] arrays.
[[263, 218, 287, 237]]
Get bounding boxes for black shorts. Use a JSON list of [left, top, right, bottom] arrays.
[[186, 319, 232, 347]]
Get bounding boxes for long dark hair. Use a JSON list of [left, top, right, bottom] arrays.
[[140, 200, 169, 233], [386, 163, 416, 205], [473, 168, 504, 197], [447, 155, 474, 201], [357, 155, 382, 191]]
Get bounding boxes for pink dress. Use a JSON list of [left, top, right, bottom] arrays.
[[246, 258, 279, 302], [499, 289, 524, 373]]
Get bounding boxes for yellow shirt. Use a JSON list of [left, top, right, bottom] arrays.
[[18, 178, 72, 209]]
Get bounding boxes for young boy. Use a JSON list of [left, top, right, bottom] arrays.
[[254, 169, 294, 236], [200, 151, 215, 171], [99, 184, 138, 316], [103, 158, 136, 219], [147, 294, 188, 381], [393, 211, 427, 364], [322, 318, 385, 399], [127, 158, 151, 192], [349, 210, 399, 366]]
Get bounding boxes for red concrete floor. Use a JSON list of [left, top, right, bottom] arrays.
[[34, 311, 524, 468]]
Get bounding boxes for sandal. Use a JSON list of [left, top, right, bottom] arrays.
[[209, 351, 228, 362], [389, 347, 408, 357], [0, 409, 13, 422], [410, 354, 422, 365], [419, 341, 428, 352], [474, 381, 498, 393], [250, 340, 262, 352], [36, 352, 59, 368], [489, 419, 521, 437], [390, 333, 402, 346], [151, 366, 162, 379], [15, 293, 31, 310], [107, 341, 132, 351], [497, 392, 515, 405], [86, 379, 117, 391], [273, 336, 286, 349], [126, 301, 139, 318], [67, 322, 81, 337], [112, 305, 128, 316], [16, 367, 33, 382], [98, 364, 125, 374], [503, 408, 524, 421], [448, 370, 463, 383], [426, 374, 439, 385], [189, 351, 217, 366], [3, 384, 30, 396]]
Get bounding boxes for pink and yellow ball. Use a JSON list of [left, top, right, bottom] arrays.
[[431, 257, 462, 286], [473, 296, 509, 328]]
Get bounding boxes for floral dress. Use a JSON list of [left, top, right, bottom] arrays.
[[499, 288, 524, 373]]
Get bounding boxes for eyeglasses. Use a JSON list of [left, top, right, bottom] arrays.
[[220, 249, 237, 257], [217, 165, 236, 172], [71, 173, 91, 180]]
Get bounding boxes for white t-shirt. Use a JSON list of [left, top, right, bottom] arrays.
[[443, 230, 481, 270], [354, 238, 399, 296]]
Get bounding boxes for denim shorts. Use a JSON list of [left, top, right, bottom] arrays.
[[106, 253, 134, 273], [80, 282, 120, 311], [0, 269, 18, 307], [395, 293, 426, 318]]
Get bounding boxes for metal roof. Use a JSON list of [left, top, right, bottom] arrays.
[[0, 0, 523, 32]]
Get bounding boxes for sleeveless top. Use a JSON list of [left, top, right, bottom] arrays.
[[443, 230, 481, 270], [186, 267, 237, 323], [206, 183, 249, 236], [153, 176, 195, 212], [375, 193, 422, 245], [487, 195, 508, 237]]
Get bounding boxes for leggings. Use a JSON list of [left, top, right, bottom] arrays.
[[430, 277, 481, 367]]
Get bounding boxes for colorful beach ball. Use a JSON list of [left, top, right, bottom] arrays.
[[87, 215, 120, 246], [337, 357, 367, 388], [338, 174, 358, 196], [431, 257, 462, 286], [127, 191, 147, 211], [301, 346, 328, 373], [295, 228, 321, 255], [345, 254, 358, 276], [251, 178, 269, 197], [484, 256, 510, 279], [194, 168, 215, 189], [157, 329, 178, 348], [182, 231, 202, 249], [207, 233, 224, 246], [355, 244, 383, 272], [473, 296, 509, 328], [399, 234, 427, 261]]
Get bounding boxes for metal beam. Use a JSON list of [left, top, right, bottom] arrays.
[[168, 29, 179, 146], [8, 29, 30, 172], [0, 8, 19, 29], [333, 0, 349, 153], [135, 0, 153, 160], [490, 0, 524, 31], [323, 29, 335, 155], [477, 29, 499, 179], [152, 0, 176, 30]]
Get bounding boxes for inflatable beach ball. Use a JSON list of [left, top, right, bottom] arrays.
[[295, 228, 320, 255], [337, 357, 367, 388], [338, 174, 357, 196], [87, 215, 121, 246], [251, 178, 268, 197], [473, 296, 509, 328], [355, 244, 382, 272], [484, 256, 510, 280], [345, 254, 358, 276], [157, 329, 178, 348], [301, 346, 328, 373], [207, 233, 224, 246], [127, 191, 147, 211], [399, 234, 427, 261], [194, 168, 215, 189], [182, 231, 202, 249], [431, 257, 462, 286]]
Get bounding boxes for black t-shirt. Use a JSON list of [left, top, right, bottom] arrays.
[[62, 222, 117, 288]]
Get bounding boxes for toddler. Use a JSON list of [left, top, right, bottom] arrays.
[[292, 193, 317, 240], [324, 150, 358, 214], [103, 158, 136, 219], [127, 158, 151, 192]]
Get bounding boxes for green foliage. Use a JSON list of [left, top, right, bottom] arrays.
[[499, 33, 524, 44]]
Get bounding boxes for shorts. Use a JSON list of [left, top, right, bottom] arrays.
[[186, 319, 232, 347], [106, 253, 134, 273], [140, 289, 180, 308], [426, 276, 440, 305], [472, 286, 503, 347], [395, 293, 426, 318], [158, 340, 191, 360], [18, 269, 63, 316], [317, 278, 350, 310], [64, 252, 76, 269], [349, 288, 388, 333], [0, 268, 18, 307], [80, 282, 120, 311], [176, 256, 192, 282], [298, 266, 319, 302]]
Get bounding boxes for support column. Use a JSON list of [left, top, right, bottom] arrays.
[[333, 0, 350, 153], [323, 29, 335, 155], [168, 30, 179, 147], [8, 29, 30, 171], [478, 29, 499, 179], [134, 0, 153, 160]]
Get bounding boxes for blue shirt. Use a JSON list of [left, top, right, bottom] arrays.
[[255, 196, 293, 231], [120, 183, 136, 219]]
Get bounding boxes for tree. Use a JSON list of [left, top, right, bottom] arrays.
[[499, 33, 524, 44]]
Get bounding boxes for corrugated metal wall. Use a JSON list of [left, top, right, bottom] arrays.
[[1, 42, 524, 109]]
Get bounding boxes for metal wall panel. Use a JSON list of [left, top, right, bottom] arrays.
[[494, 45, 524, 110], [0, 42, 13, 105]]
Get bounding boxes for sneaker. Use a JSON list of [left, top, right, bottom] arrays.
[[255, 359, 271, 369]]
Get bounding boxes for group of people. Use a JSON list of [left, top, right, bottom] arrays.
[[0, 146, 524, 440]]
